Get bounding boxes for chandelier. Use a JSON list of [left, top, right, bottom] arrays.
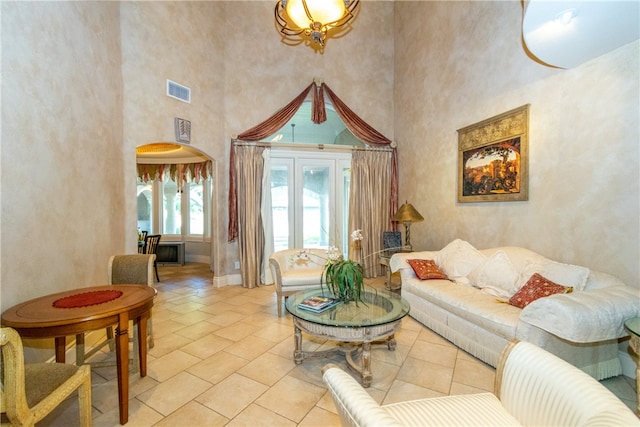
[[275, 0, 360, 51]]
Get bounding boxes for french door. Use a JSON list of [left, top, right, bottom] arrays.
[[270, 150, 351, 254]]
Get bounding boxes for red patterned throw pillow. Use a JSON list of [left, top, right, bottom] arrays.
[[407, 259, 448, 280], [509, 273, 573, 308]]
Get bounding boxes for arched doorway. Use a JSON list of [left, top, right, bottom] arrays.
[[136, 143, 216, 268]]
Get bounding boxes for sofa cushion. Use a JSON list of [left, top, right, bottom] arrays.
[[403, 277, 520, 339], [468, 250, 520, 298], [407, 259, 448, 280], [435, 239, 487, 282], [509, 273, 573, 308], [384, 393, 522, 426], [518, 259, 589, 291]]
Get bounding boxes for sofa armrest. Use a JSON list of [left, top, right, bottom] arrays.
[[322, 364, 402, 427], [497, 341, 639, 426], [389, 251, 439, 273], [519, 286, 640, 342]]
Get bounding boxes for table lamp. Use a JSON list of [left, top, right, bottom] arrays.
[[392, 201, 424, 250]]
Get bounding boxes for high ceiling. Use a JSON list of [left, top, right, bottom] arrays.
[[522, 0, 639, 68]]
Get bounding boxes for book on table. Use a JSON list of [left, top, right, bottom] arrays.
[[297, 295, 339, 312]]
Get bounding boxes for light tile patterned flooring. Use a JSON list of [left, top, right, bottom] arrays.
[[41, 263, 637, 426]]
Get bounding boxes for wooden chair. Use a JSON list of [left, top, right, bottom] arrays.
[[75, 254, 156, 371], [1, 327, 92, 427], [137, 230, 148, 253], [142, 234, 161, 282]]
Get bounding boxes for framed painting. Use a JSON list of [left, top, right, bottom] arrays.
[[457, 105, 529, 203]]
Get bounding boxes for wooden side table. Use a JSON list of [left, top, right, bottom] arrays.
[[624, 317, 640, 415]]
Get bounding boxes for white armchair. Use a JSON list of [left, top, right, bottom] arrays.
[[322, 340, 639, 426], [269, 248, 327, 316]]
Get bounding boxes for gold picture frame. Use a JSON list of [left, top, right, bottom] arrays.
[[457, 104, 529, 203]]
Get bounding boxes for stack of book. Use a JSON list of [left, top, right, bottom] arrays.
[[297, 295, 339, 313]]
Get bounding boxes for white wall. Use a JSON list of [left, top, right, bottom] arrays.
[[394, 1, 639, 288]]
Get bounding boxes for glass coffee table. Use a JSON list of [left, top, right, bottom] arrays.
[[286, 287, 410, 387]]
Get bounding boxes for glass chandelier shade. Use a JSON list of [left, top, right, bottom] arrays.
[[275, 0, 359, 51]]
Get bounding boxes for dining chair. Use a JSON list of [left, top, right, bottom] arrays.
[[142, 234, 161, 282], [1, 327, 92, 427], [75, 254, 156, 371], [138, 230, 148, 253]]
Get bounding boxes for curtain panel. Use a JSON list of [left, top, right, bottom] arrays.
[[348, 150, 392, 278], [234, 145, 265, 288], [228, 81, 398, 242]]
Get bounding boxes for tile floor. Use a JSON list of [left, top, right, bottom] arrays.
[[40, 263, 637, 426]]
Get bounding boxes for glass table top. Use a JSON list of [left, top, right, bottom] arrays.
[[285, 286, 410, 328], [625, 317, 640, 337]]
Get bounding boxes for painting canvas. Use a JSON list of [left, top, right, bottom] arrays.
[[462, 137, 522, 197], [457, 105, 529, 202]]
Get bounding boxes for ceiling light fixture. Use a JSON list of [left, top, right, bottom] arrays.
[[275, 0, 360, 52]]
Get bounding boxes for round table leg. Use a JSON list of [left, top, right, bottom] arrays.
[[293, 325, 304, 364]]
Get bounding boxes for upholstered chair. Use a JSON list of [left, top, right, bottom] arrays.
[[1, 327, 92, 427], [322, 340, 640, 426], [75, 254, 156, 371]]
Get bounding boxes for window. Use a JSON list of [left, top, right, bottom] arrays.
[[137, 177, 212, 240]]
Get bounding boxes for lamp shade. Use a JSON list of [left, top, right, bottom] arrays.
[[285, 0, 347, 29], [392, 202, 424, 223]]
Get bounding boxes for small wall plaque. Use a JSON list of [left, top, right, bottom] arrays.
[[174, 117, 191, 143]]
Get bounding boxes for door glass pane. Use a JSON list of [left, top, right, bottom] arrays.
[[271, 164, 290, 252], [303, 165, 330, 248], [188, 182, 203, 235], [341, 164, 351, 256], [137, 180, 152, 233], [163, 180, 181, 234]]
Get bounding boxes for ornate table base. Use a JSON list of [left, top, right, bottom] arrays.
[[292, 317, 401, 387]]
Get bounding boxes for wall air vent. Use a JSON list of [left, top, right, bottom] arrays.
[[166, 79, 191, 103]]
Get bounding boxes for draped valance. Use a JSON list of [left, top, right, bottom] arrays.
[[228, 81, 398, 242], [138, 160, 212, 192]]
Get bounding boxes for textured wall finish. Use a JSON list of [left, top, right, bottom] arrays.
[[3, 0, 635, 346], [394, 1, 639, 288], [1, 2, 124, 313]]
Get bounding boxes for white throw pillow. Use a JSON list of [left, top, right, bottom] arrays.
[[518, 258, 590, 292], [435, 239, 487, 280], [468, 250, 520, 298]]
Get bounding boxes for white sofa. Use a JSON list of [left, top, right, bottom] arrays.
[[269, 248, 327, 316], [322, 340, 640, 427], [390, 239, 640, 379]]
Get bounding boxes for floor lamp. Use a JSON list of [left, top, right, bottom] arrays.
[[392, 201, 424, 251]]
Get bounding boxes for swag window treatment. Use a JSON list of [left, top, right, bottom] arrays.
[[228, 81, 398, 242], [228, 81, 398, 287], [137, 161, 213, 192]]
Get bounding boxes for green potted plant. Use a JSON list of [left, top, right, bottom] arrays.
[[322, 258, 364, 303], [321, 230, 365, 303]]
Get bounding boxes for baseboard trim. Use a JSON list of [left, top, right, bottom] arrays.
[[213, 273, 242, 287], [185, 255, 210, 264]]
